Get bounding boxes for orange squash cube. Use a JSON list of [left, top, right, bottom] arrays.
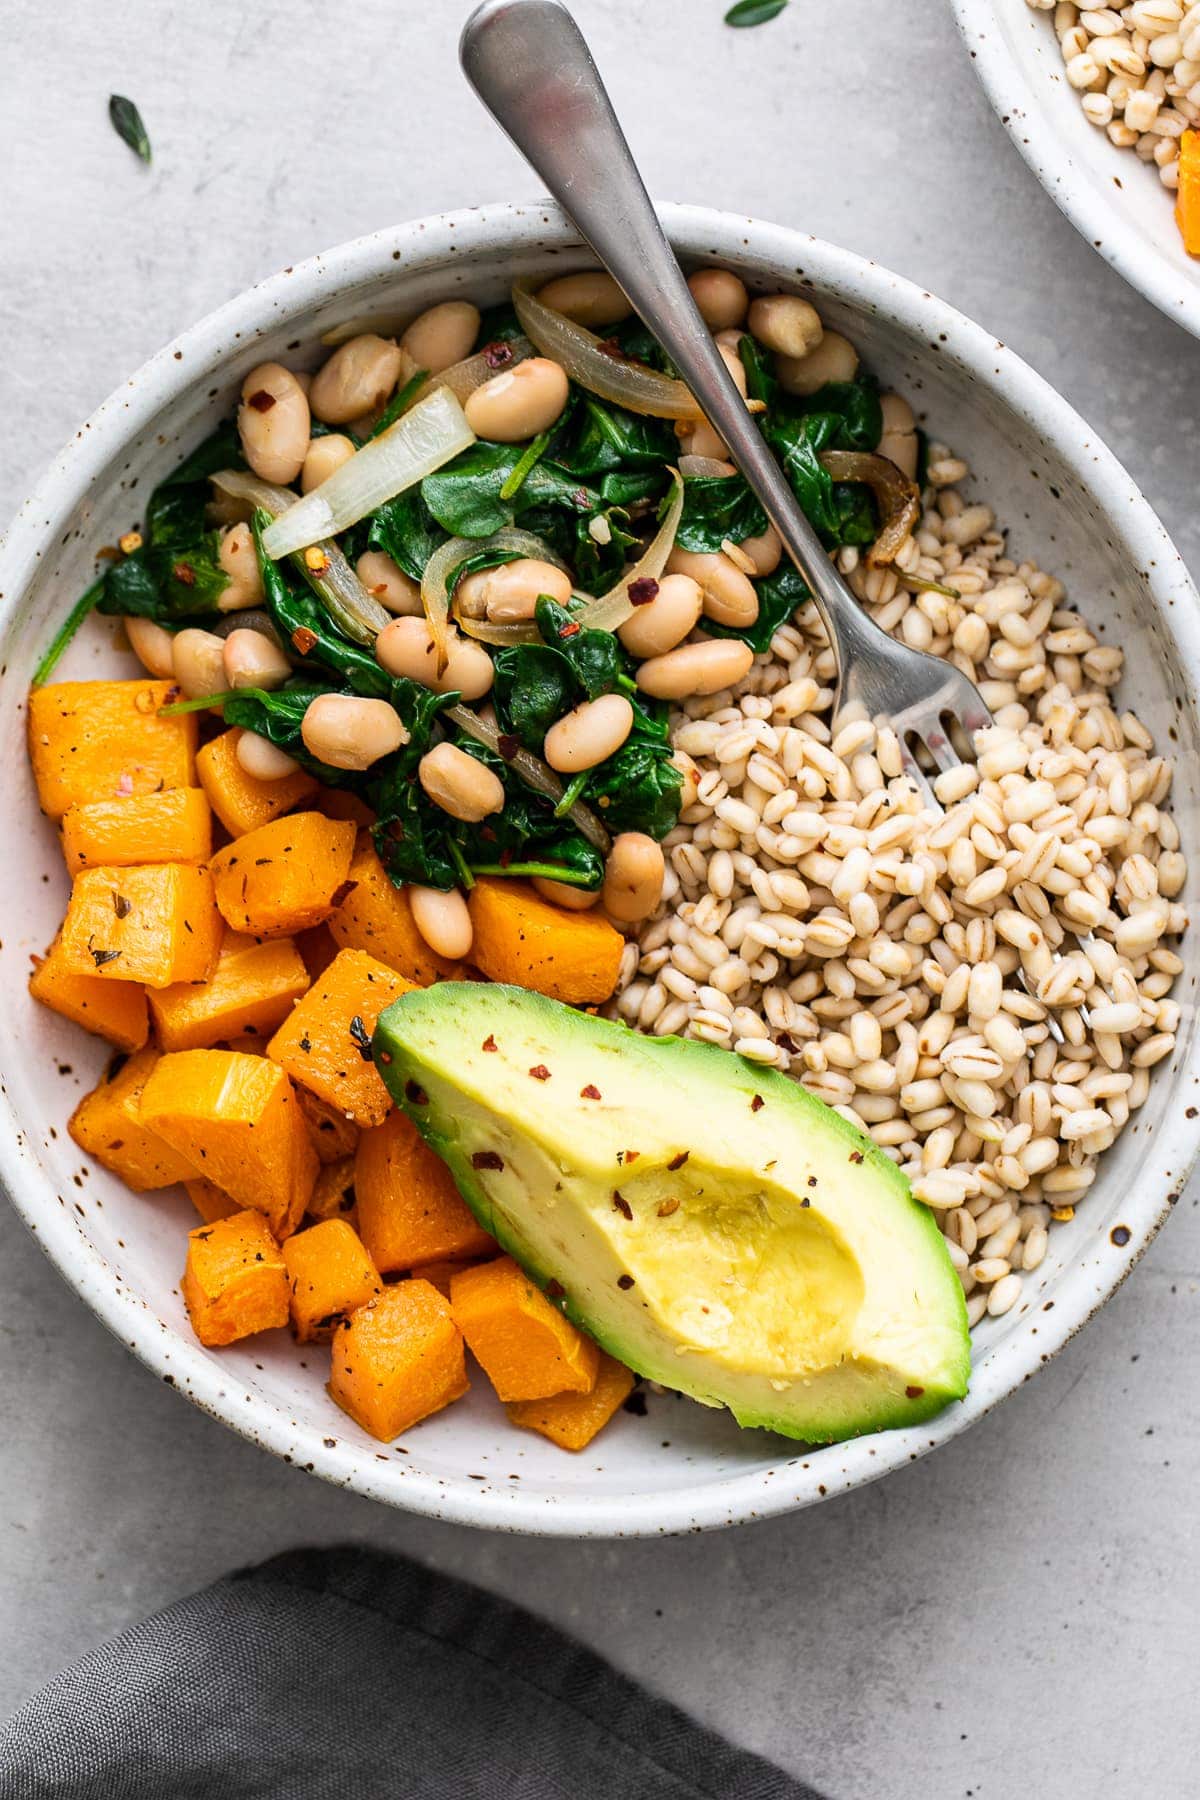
[[28, 679, 197, 820], [450, 1257, 600, 1403], [296, 1085, 360, 1164], [467, 878, 622, 1004], [182, 1209, 289, 1347], [1177, 130, 1200, 256], [209, 812, 356, 937], [354, 1108, 495, 1274], [506, 1354, 636, 1451], [283, 1218, 382, 1342], [307, 1156, 357, 1224], [328, 836, 466, 984], [60, 788, 212, 874], [68, 1046, 198, 1190], [196, 728, 319, 837], [29, 934, 149, 1052], [147, 928, 309, 1052], [267, 947, 412, 1128], [328, 1281, 468, 1441], [139, 1048, 317, 1238], [185, 1177, 242, 1224], [59, 863, 222, 989]]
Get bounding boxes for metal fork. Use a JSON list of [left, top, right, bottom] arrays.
[[460, 0, 1079, 1038]]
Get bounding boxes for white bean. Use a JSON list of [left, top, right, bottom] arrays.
[[617, 573, 704, 658], [216, 521, 266, 612], [356, 549, 422, 616], [236, 730, 301, 781], [400, 301, 480, 374], [747, 294, 824, 359], [687, 268, 749, 331], [418, 742, 505, 822], [535, 271, 631, 328], [408, 883, 474, 959], [603, 833, 666, 923], [301, 434, 356, 494], [374, 616, 495, 701], [222, 628, 291, 691], [457, 558, 572, 623], [544, 694, 634, 773], [172, 628, 227, 700], [309, 335, 406, 425], [532, 876, 602, 911], [636, 639, 755, 699], [878, 392, 918, 480], [464, 358, 569, 442], [666, 547, 759, 628], [301, 694, 408, 771], [734, 525, 782, 577], [237, 364, 310, 485], [776, 330, 859, 396], [124, 615, 175, 678]]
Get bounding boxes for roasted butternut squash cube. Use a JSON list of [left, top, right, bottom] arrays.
[[147, 928, 309, 1052], [307, 1156, 357, 1224], [69, 1046, 198, 1190], [354, 1108, 495, 1274], [283, 1218, 381, 1342], [328, 1281, 468, 1441], [506, 1354, 636, 1451], [1178, 130, 1200, 256], [185, 1177, 242, 1224], [60, 788, 212, 874], [139, 1048, 317, 1239], [29, 934, 149, 1052], [182, 1209, 289, 1347], [296, 1085, 360, 1164], [209, 813, 356, 937], [29, 679, 196, 820], [267, 948, 411, 1128], [196, 728, 318, 837], [467, 877, 622, 1004], [449, 1257, 600, 1403], [59, 863, 222, 989], [328, 836, 465, 984]]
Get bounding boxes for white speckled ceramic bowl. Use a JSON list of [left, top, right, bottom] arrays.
[[952, 0, 1200, 340], [2, 203, 1198, 1536]]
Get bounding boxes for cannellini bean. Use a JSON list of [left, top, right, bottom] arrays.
[[687, 268, 749, 331], [666, 546, 759, 629], [236, 730, 301, 781], [671, 748, 701, 810], [222, 628, 291, 691], [124, 615, 175, 678], [544, 694, 635, 773], [878, 392, 918, 480], [408, 883, 474, 959], [532, 876, 602, 910], [301, 694, 408, 771], [636, 638, 755, 699], [603, 832, 666, 923], [776, 330, 859, 395], [172, 628, 227, 700], [535, 271, 631, 328], [400, 301, 481, 373], [747, 294, 824, 359], [356, 549, 423, 615], [309, 335, 405, 425], [301, 433, 356, 493], [735, 524, 782, 577], [618, 573, 704, 658], [237, 363, 311, 486], [464, 357, 569, 442], [419, 741, 505, 822], [374, 616, 495, 701], [457, 557, 572, 623], [216, 521, 266, 612]]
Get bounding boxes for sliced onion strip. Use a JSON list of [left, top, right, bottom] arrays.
[[513, 284, 701, 421], [446, 703, 611, 853], [408, 335, 534, 406], [818, 449, 920, 569], [573, 470, 684, 635]]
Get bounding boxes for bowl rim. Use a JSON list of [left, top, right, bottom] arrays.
[[3, 198, 1199, 1536], [950, 0, 1200, 341]]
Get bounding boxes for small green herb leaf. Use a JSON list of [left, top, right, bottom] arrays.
[[109, 95, 151, 164], [724, 0, 789, 25]]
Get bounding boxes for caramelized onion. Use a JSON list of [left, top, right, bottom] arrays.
[[513, 284, 701, 421], [819, 450, 919, 568]]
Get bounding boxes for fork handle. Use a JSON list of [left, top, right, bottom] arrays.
[[459, 0, 880, 667]]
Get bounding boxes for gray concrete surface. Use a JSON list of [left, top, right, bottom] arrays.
[[2, 2, 1198, 1795]]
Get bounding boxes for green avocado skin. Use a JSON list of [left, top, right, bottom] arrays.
[[373, 982, 970, 1444]]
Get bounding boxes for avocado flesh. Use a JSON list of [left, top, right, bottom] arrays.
[[374, 983, 970, 1442]]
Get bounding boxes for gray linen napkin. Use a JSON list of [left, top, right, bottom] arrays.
[[0, 1545, 821, 1799]]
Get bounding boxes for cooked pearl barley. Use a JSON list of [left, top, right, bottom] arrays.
[[301, 694, 408, 771], [544, 694, 635, 774], [416, 742, 504, 824], [687, 268, 749, 331], [172, 628, 227, 700], [535, 271, 631, 328], [746, 294, 824, 359], [216, 521, 266, 612], [356, 550, 423, 616], [301, 433, 356, 494], [125, 615, 175, 679], [236, 730, 301, 781], [237, 363, 311, 485], [457, 558, 572, 624], [603, 833, 666, 923], [464, 357, 569, 442], [310, 335, 405, 425], [399, 301, 481, 374], [618, 574, 704, 658], [375, 616, 495, 701], [409, 884, 474, 960], [222, 627, 291, 691]]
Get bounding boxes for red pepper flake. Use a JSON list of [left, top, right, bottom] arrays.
[[497, 733, 520, 761], [115, 772, 134, 797], [617, 1274, 635, 1290], [666, 1151, 689, 1172], [528, 1064, 552, 1081], [628, 577, 659, 607], [905, 1385, 925, 1400], [849, 1150, 864, 1164], [499, 848, 513, 869], [595, 338, 626, 360], [173, 561, 196, 587], [404, 1081, 428, 1106], [580, 1084, 601, 1100], [482, 340, 514, 370], [612, 1191, 632, 1220], [558, 621, 582, 639], [546, 1278, 565, 1300], [291, 626, 319, 655], [482, 1035, 498, 1053], [472, 1150, 504, 1171], [656, 1197, 679, 1218], [750, 1094, 764, 1113], [247, 389, 277, 412]]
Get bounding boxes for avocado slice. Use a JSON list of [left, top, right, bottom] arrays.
[[374, 983, 970, 1442]]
